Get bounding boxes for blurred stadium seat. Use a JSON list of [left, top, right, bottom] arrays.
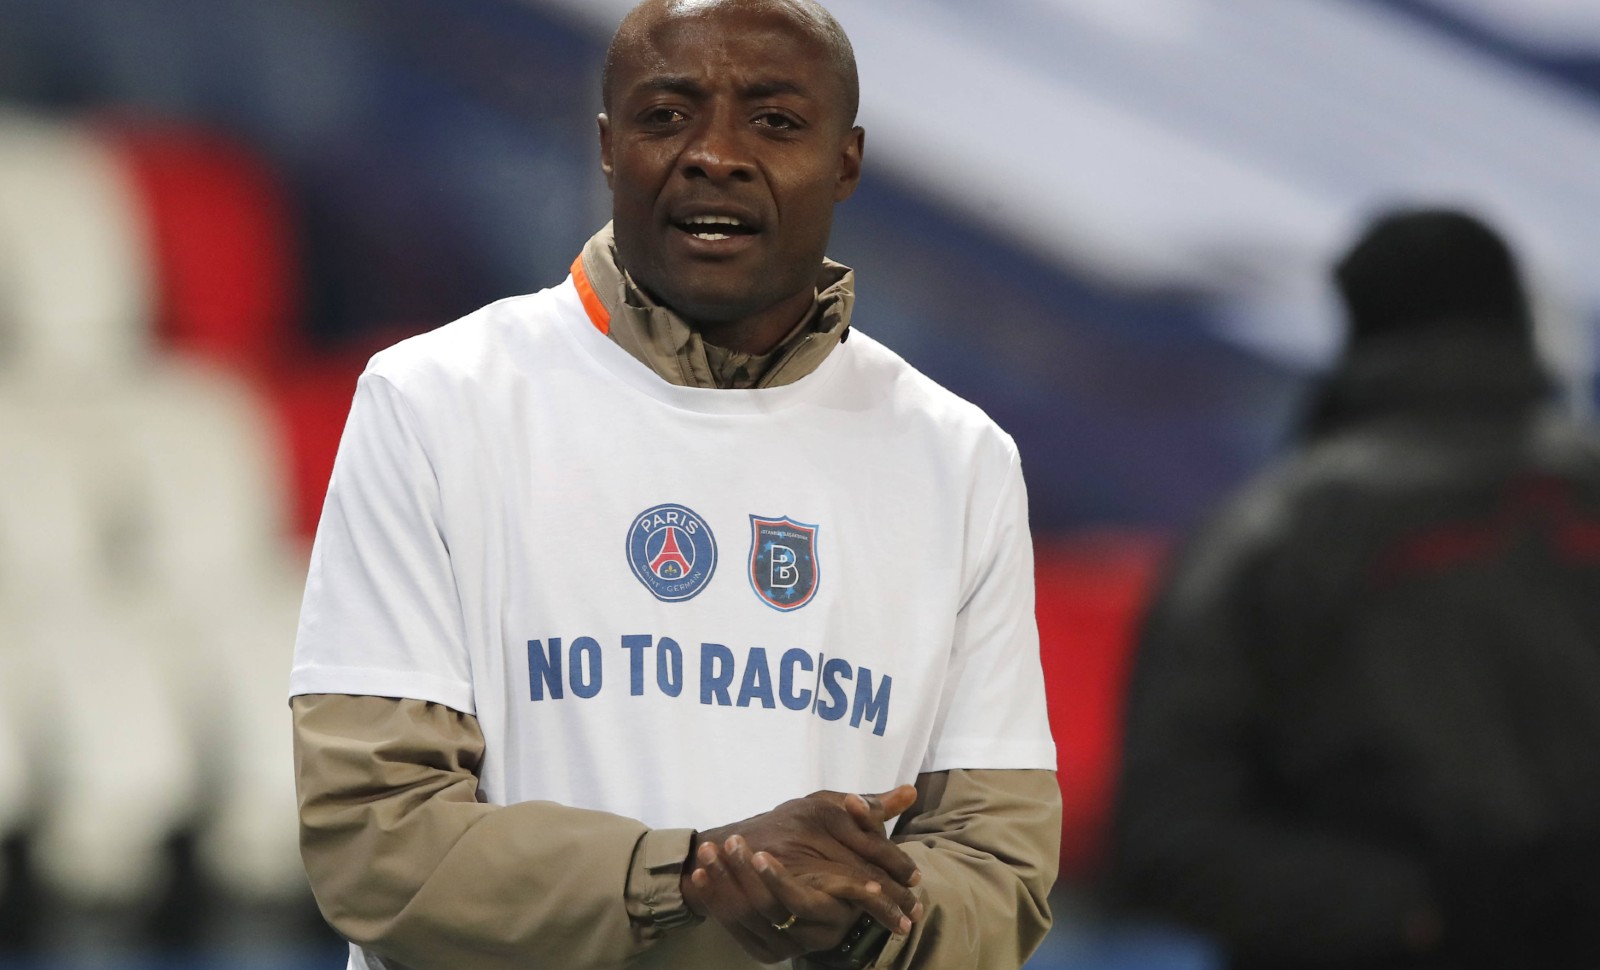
[[1035, 535, 1167, 880], [0, 110, 324, 941], [0, 111, 153, 378], [103, 123, 301, 376]]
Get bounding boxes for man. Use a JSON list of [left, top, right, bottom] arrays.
[[289, 2, 1061, 968], [1110, 208, 1600, 969]]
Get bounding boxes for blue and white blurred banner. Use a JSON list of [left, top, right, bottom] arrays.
[[535, 0, 1600, 378], [1421, 0, 1600, 53]]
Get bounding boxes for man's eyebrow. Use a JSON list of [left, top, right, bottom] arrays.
[[629, 76, 812, 102], [636, 75, 706, 98], [742, 80, 808, 100]]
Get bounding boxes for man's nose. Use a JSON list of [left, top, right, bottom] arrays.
[[680, 113, 754, 183]]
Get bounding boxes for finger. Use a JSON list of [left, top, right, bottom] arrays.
[[824, 791, 923, 895], [855, 784, 918, 824], [698, 842, 762, 920], [843, 793, 884, 831], [796, 850, 920, 920], [824, 810, 922, 893], [691, 846, 738, 913], [841, 791, 924, 891], [697, 879, 788, 970], [717, 838, 812, 959], [762, 854, 919, 933], [748, 851, 857, 927], [806, 789, 897, 842], [755, 850, 912, 939], [723, 836, 796, 928], [696, 849, 806, 961], [803, 872, 920, 931], [771, 794, 916, 892]]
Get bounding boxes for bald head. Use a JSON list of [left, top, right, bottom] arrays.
[[603, 0, 860, 126]]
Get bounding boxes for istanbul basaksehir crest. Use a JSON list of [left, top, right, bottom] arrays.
[[748, 515, 820, 612]]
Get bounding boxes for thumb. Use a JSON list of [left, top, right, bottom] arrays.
[[850, 783, 918, 825]]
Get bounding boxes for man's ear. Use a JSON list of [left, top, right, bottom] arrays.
[[834, 126, 865, 203], [598, 113, 615, 189]]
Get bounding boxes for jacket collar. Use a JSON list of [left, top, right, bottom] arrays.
[[572, 223, 854, 390]]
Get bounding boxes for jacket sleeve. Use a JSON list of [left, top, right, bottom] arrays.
[[292, 692, 699, 970], [1108, 505, 1438, 966], [850, 767, 1059, 970]]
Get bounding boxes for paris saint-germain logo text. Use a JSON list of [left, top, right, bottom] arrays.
[[627, 504, 717, 602], [749, 515, 820, 611]]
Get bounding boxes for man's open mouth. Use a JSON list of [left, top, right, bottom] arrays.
[[674, 214, 758, 242]]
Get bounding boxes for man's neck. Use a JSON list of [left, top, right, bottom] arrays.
[[575, 224, 854, 391], [652, 286, 819, 356]]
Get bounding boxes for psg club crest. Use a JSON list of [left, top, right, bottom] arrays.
[[748, 515, 820, 612], [627, 503, 717, 602]]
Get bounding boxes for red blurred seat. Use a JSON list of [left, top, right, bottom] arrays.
[[100, 120, 302, 375], [1034, 533, 1168, 880], [97, 119, 374, 539]]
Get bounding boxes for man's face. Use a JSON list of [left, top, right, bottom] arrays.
[[599, 3, 863, 333]]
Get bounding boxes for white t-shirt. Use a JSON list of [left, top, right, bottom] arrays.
[[290, 275, 1055, 833]]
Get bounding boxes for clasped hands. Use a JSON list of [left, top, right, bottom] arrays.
[[680, 784, 923, 964]]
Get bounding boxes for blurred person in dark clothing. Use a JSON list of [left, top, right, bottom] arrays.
[[1108, 208, 1600, 970]]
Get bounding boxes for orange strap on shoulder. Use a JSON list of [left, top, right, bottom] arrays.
[[571, 253, 611, 335]]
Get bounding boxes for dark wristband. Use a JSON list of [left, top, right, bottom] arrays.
[[807, 912, 893, 969]]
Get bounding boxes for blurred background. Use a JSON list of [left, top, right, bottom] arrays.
[[0, 0, 1597, 967]]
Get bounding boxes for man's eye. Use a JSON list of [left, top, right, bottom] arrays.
[[756, 113, 798, 130], [644, 108, 684, 125]]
